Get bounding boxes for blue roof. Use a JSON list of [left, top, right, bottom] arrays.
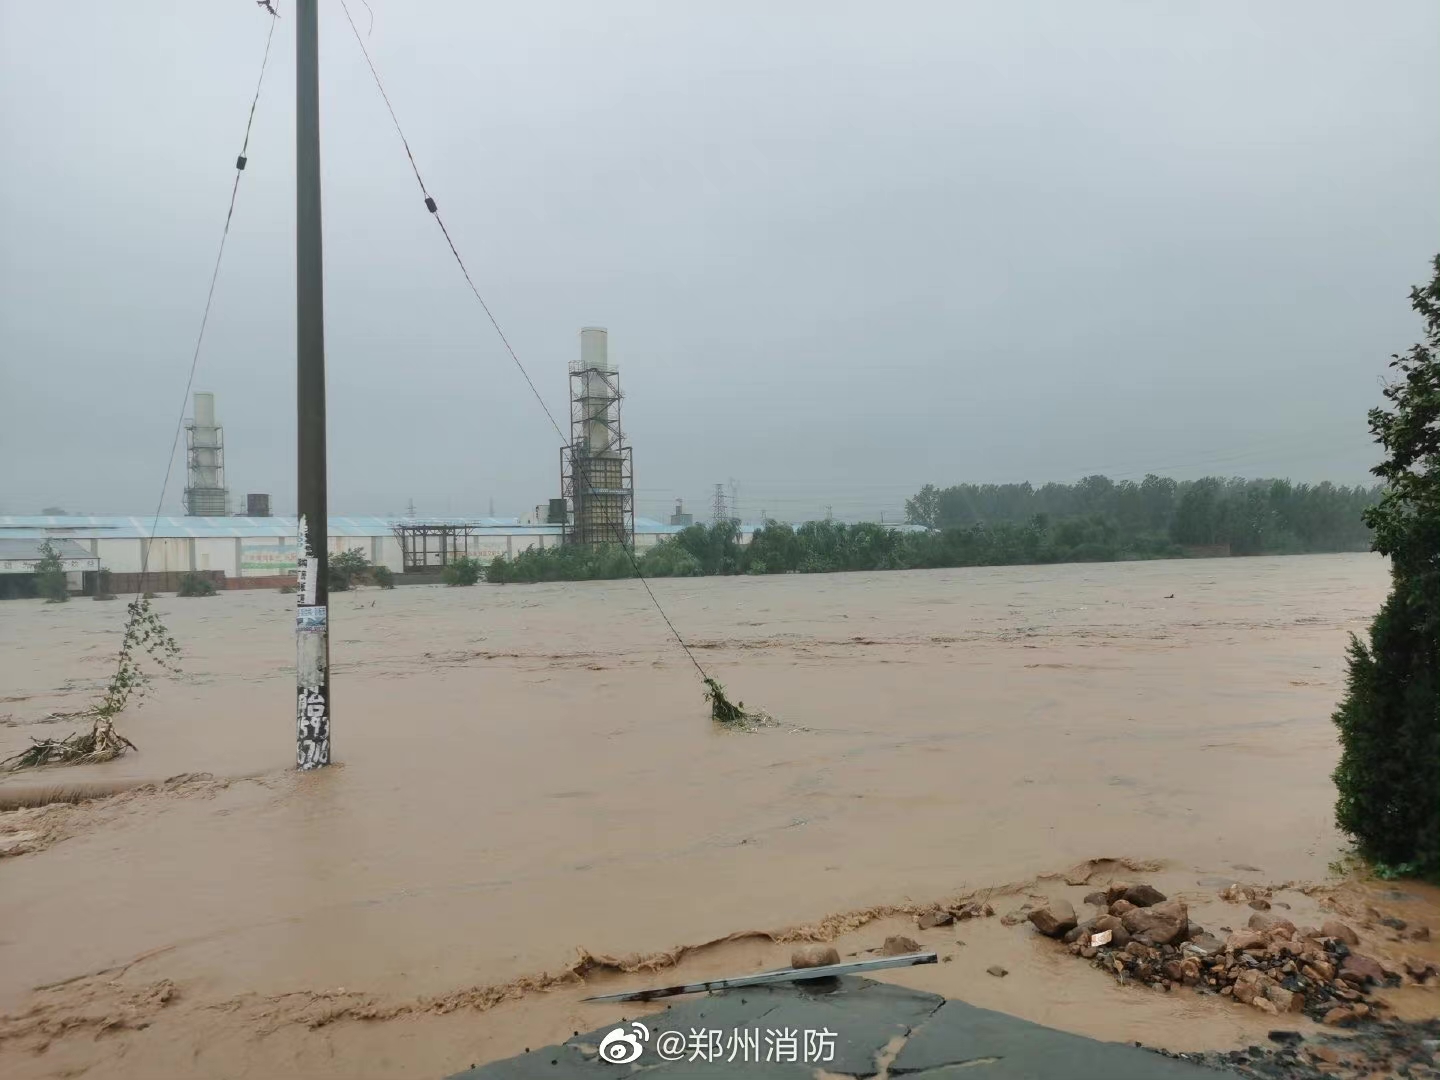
[[0, 515, 686, 539]]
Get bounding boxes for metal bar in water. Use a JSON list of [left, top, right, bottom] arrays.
[[579, 951, 938, 1003]]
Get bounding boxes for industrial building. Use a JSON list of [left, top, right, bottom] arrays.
[[0, 328, 784, 594], [0, 515, 710, 587], [0, 538, 101, 598]]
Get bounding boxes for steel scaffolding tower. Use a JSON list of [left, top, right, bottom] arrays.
[[184, 391, 228, 516], [560, 328, 634, 548]]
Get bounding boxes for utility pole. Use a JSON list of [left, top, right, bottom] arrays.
[[295, 0, 330, 770]]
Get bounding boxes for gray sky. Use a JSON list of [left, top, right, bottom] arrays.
[[1, 1, 1436, 523]]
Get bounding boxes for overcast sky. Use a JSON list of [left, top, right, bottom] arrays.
[[1, 1, 1436, 523]]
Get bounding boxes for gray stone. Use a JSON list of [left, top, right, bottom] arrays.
[[1122, 900, 1188, 946], [917, 909, 953, 930], [1123, 884, 1168, 907], [883, 935, 922, 956], [1320, 919, 1360, 945], [1247, 911, 1296, 936], [1182, 933, 1225, 958], [1029, 898, 1078, 938]]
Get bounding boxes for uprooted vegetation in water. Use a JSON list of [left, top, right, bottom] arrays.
[[704, 677, 775, 729], [1, 597, 179, 773]]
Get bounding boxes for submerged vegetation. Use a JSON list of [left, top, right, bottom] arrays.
[[34, 539, 69, 603], [177, 571, 217, 597], [703, 676, 773, 728], [2, 596, 180, 772], [328, 548, 371, 592], [329, 548, 395, 590], [441, 556, 483, 586]]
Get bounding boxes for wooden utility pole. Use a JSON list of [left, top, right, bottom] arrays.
[[295, 0, 331, 769]]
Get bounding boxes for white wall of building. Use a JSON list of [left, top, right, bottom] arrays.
[[43, 524, 678, 579]]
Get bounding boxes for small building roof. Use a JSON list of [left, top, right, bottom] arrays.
[[0, 538, 96, 561]]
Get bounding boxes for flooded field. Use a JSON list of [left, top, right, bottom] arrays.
[[2, 552, 1435, 1078]]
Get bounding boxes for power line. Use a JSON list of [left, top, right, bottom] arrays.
[[336, 0, 564, 445], [141, 6, 279, 578], [336, 1, 711, 683]]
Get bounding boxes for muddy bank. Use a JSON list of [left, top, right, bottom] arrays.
[[1, 553, 1427, 1077], [1, 858, 1435, 1080]]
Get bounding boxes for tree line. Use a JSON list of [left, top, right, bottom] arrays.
[[905, 474, 1381, 556], [481, 472, 1381, 584]]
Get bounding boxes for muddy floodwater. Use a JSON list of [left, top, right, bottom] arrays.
[[2, 553, 1435, 1078]]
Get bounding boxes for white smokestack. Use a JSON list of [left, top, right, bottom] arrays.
[[579, 326, 609, 372]]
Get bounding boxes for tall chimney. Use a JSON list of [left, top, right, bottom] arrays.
[[184, 391, 228, 515]]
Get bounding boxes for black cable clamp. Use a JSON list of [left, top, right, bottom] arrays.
[[425, 196, 437, 213], [236, 155, 248, 171]]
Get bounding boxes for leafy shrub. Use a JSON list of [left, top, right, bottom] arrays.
[[371, 565, 395, 589], [278, 583, 296, 594], [442, 556, 483, 586], [329, 548, 370, 592], [93, 568, 117, 600], [178, 572, 217, 597], [35, 539, 68, 603], [638, 539, 701, 577]]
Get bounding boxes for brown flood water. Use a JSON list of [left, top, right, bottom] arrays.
[[1, 553, 1436, 1078]]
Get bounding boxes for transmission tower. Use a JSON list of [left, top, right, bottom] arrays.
[[712, 483, 727, 525]]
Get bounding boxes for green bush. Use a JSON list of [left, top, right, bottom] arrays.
[[1333, 594, 1438, 876], [372, 565, 395, 590], [442, 556, 483, 586], [1332, 255, 1440, 879], [329, 548, 370, 592], [278, 583, 295, 594], [178, 572, 217, 597], [93, 568, 117, 601], [639, 539, 702, 577], [35, 539, 69, 603]]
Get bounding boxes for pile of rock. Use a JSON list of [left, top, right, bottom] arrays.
[[1151, 1017, 1440, 1080], [914, 900, 994, 930], [1026, 882, 1429, 1027]]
